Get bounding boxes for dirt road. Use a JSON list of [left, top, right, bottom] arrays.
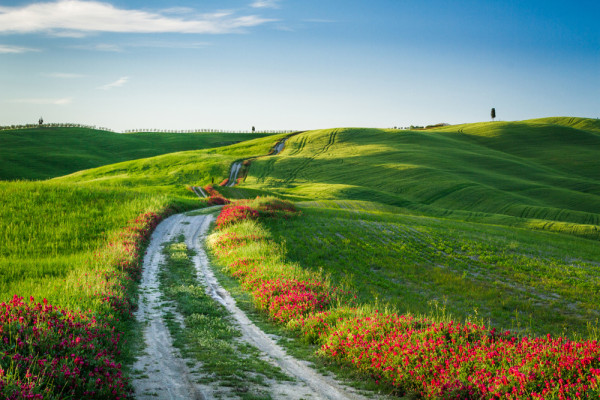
[[132, 212, 372, 400], [226, 136, 289, 187]]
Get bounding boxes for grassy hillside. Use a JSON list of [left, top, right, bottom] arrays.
[[0, 127, 273, 180], [208, 198, 600, 399], [0, 132, 291, 305], [0, 180, 198, 310], [264, 200, 600, 338], [2, 117, 600, 397], [240, 118, 600, 238], [55, 133, 290, 196]]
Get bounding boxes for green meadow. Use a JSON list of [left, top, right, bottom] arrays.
[[1, 117, 600, 386], [54, 132, 289, 196], [0, 126, 273, 180], [0, 180, 189, 312], [240, 117, 600, 239], [264, 201, 600, 338], [0, 130, 288, 311], [221, 117, 600, 338]]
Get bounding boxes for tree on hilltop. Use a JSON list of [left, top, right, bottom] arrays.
[[491, 108, 496, 121]]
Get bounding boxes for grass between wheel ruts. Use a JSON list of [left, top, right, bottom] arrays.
[[158, 235, 293, 400]]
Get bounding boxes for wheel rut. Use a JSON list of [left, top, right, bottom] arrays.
[[284, 130, 338, 184], [226, 136, 290, 187], [132, 214, 207, 400], [133, 212, 372, 400]]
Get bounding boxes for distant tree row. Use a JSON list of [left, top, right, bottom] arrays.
[[123, 128, 296, 134], [389, 123, 450, 130], [0, 123, 294, 134], [0, 123, 116, 132]]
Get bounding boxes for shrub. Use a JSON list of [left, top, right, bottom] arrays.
[[252, 279, 340, 323]]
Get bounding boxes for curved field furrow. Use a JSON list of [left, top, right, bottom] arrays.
[[283, 130, 339, 184]]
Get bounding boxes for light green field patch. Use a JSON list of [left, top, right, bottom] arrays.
[[264, 205, 600, 339]]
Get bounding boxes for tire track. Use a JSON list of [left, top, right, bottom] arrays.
[[289, 135, 308, 156], [192, 186, 207, 198], [133, 212, 375, 399], [132, 214, 207, 400], [226, 162, 242, 187], [285, 130, 338, 184]]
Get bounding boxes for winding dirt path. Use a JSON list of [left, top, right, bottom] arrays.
[[226, 136, 289, 187], [132, 214, 208, 400], [132, 212, 374, 400], [272, 137, 288, 155], [226, 162, 242, 187]]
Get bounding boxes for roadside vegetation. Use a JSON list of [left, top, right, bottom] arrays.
[[0, 181, 195, 398], [208, 197, 600, 399], [265, 201, 600, 339]]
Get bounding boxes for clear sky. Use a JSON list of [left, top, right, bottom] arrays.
[[1, 0, 598, 131]]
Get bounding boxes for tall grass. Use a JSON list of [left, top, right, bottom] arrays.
[[0, 180, 199, 311]]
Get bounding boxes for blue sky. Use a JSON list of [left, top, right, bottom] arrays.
[[1, 0, 598, 131]]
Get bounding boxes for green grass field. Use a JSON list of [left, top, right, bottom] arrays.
[[263, 201, 600, 338], [0, 130, 289, 310], [0, 180, 198, 311], [54, 133, 290, 196], [0, 127, 273, 180], [2, 117, 600, 397], [242, 118, 600, 236], [18, 117, 598, 333]]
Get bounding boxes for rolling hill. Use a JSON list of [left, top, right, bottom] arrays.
[[0, 127, 273, 180], [238, 117, 600, 238], [54, 133, 290, 196], [3, 116, 600, 398]]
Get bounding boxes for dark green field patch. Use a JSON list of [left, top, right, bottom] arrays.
[[0, 127, 274, 180]]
